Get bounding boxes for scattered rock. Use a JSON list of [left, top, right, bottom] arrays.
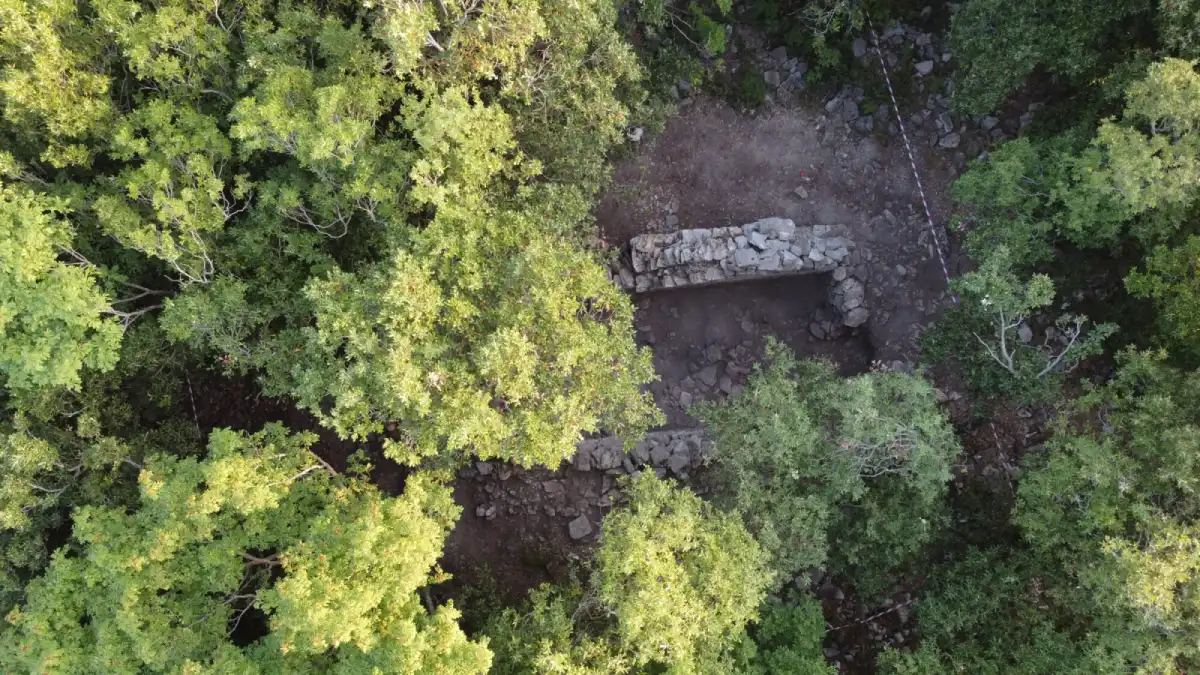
[[852, 38, 867, 58], [915, 60, 934, 76], [574, 452, 592, 472], [627, 126, 644, 142], [650, 444, 672, 466], [938, 132, 961, 149], [568, 515, 593, 540], [1018, 323, 1033, 343], [845, 307, 870, 328], [794, 185, 809, 199], [667, 453, 690, 476]]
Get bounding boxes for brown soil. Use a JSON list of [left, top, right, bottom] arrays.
[[637, 274, 874, 426], [180, 372, 407, 495], [597, 96, 964, 365], [596, 97, 955, 243]]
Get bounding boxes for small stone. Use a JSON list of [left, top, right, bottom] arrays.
[[733, 248, 758, 267], [844, 307, 870, 327], [1018, 324, 1033, 343], [852, 38, 867, 58], [678, 390, 694, 407], [476, 461, 493, 475], [915, 60, 934, 76], [749, 231, 768, 250], [895, 264, 907, 277], [719, 376, 734, 394], [769, 46, 788, 62], [667, 452, 690, 476], [794, 186, 809, 199], [705, 344, 722, 362], [627, 126, 644, 142], [938, 132, 961, 149], [475, 505, 487, 517], [665, 214, 679, 228], [568, 515, 593, 540], [632, 442, 651, 465], [696, 364, 720, 387], [809, 322, 827, 339], [833, 266, 847, 281], [574, 451, 592, 472], [824, 96, 843, 114], [763, 70, 781, 88], [936, 111, 954, 135], [650, 444, 672, 466], [981, 115, 999, 131]]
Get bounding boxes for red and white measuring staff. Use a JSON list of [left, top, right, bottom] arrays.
[[865, 15, 956, 298]]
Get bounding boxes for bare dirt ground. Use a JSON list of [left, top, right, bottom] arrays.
[[597, 97, 953, 244], [637, 275, 874, 426], [604, 96, 968, 420]]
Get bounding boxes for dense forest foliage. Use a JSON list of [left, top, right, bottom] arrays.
[[4, 0, 1200, 672]]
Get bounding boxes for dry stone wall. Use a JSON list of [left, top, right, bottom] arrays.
[[573, 428, 710, 479], [619, 217, 853, 293], [613, 216, 870, 329]]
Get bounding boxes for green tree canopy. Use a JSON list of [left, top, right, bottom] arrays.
[[0, 0, 662, 466], [0, 185, 121, 394], [891, 351, 1200, 673], [0, 425, 491, 674], [486, 475, 771, 675], [695, 340, 959, 595]]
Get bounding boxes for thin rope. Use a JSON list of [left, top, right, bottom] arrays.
[[864, 15, 956, 299]]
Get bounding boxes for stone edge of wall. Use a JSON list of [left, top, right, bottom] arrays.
[[610, 217, 870, 328]]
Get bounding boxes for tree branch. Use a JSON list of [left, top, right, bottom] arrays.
[[1037, 317, 1085, 378]]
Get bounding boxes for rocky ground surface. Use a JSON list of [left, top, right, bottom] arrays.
[[443, 12, 1042, 670]]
